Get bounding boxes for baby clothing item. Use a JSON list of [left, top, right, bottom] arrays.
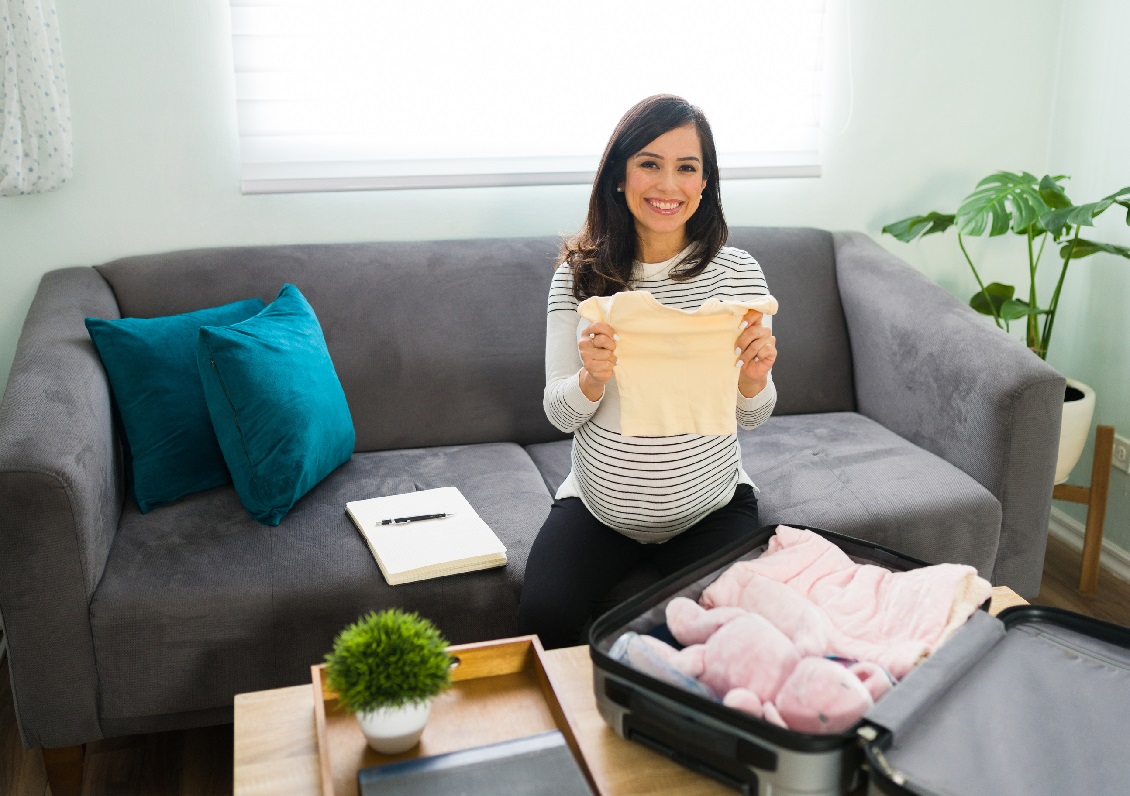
[[577, 291, 779, 437], [542, 245, 776, 541]]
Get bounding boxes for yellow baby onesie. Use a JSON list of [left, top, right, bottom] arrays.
[[577, 291, 779, 437]]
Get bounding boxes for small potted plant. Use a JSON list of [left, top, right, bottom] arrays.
[[324, 608, 454, 753]]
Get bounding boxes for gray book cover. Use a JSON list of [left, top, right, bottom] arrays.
[[358, 730, 593, 795]]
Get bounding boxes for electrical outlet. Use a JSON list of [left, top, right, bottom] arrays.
[[1114, 434, 1130, 474]]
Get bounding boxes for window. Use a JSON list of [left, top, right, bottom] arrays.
[[229, 0, 826, 193]]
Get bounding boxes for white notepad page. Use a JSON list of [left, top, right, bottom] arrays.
[[346, 487, 506, 584]]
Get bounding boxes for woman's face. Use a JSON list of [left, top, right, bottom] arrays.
[[619, 124, 709, 255]]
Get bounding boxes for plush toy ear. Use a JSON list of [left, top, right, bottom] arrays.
[[849, 661, 895, 702], [774, 657, 874, 734], [625, 631, 709, 683], [666, 597, 744, 646]]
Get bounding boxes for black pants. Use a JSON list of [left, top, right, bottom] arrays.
[[517, 484, 759, 649]]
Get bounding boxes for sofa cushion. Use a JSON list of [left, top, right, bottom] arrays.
[[89, 441, 552, 721], [84, 297, 266, 512], [197, 284, 355, 526], [524, 411, 1001, 579]]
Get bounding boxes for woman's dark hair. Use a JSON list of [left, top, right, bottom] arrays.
[[562, 94, 728, 301]]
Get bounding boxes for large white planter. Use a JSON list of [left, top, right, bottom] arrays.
[[1055, 378, 1096, 485], [356, 700, 432, 754]]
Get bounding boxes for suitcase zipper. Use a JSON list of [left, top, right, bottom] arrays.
[[1024, 626, 1130, 672], [858, 725, 908, 788]]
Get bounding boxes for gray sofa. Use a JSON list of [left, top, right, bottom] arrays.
[[0, 227, 1063, 759]]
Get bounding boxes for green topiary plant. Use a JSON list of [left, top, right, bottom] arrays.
[[324, 609, 453, 713], [883, 172, 1130, 360]]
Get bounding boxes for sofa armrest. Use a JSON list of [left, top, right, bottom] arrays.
[[833, 232, 1064, 598], [0, 267, 124, 747]]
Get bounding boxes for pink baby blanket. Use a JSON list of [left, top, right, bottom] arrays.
[[701, 525, 993, 678]]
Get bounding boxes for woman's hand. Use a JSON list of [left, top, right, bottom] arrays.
[[578, 321, 618, 401], [735, 310, 776, 398]]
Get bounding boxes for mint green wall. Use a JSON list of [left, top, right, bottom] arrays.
[[1043, 0, 1130, 551], [10, 1, 1116, 551]]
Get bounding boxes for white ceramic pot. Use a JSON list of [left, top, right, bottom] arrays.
[[1055, 378, 1096, 485], [355, 700, 432, 754]]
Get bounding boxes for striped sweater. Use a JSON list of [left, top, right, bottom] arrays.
[[544, 245, 777, 542]]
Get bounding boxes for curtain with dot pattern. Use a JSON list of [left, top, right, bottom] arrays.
[[1, 0, 72, 196]]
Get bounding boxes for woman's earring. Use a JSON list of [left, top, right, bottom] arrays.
[[616, 186, 624, 192]]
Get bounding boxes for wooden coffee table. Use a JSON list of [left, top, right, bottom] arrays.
[[233, 586, 1027, 795]]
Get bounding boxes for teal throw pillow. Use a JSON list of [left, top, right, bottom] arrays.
[[85, 298, 266, 513], [197, 283, 355, 526]]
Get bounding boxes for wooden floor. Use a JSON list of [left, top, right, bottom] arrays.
[[1031, 534, 1130, 625], [3, 534, 1130, 796]]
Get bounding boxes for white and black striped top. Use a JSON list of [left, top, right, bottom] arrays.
[[544, 245, 777, 542]]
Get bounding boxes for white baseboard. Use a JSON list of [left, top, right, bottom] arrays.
[[1048, 507, 1130, 585]]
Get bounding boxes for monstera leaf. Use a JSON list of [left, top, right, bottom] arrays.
[[1042, 185, 1130, 237], [955, 171, 1052, 237], [1061, 238, 1130, 261], [881, 212, 955, 243], [969, 282, 1046, 321]]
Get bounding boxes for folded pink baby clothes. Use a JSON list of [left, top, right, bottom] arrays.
[[576, 290, 778, 436], [700, 525, 993, 678]]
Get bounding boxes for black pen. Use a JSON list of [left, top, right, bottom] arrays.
[[378, 513, 452, 526]]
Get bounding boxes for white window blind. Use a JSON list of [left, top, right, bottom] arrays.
[[229, 0, 826, 194]]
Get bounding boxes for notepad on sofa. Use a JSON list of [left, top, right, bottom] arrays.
[[346, 487, 507, 585]]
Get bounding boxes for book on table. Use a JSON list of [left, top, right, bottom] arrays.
[[345, 486, 507, 585], [357, 730, 593, 795]]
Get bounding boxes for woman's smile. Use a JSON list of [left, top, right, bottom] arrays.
[[644, 198, 685, 215]]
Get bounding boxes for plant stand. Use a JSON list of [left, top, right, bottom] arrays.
[[1052, 425, 1114, 593]]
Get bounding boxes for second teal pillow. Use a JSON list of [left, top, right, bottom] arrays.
[[197, 284, 356, 526]]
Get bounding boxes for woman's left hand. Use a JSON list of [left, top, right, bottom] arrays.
[[735, 310, 776, 398]]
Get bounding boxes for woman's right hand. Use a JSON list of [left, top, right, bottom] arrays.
[[578, 321, 618, 401]]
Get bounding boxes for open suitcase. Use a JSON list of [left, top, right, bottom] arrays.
[[589, 524, 1130, 795]]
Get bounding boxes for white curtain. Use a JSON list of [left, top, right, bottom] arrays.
[[230, 0, 826, 193], [0, 0, 72, 196]]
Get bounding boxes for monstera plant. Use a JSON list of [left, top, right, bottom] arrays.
[[882, 171, 1130, 360], [883, 171, 1130, 484]]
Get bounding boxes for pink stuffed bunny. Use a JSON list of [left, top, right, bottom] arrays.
[[635, 597, 891, 734]]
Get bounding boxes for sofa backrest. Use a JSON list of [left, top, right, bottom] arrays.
[[95, 237, 565, 452], [727, 227, 856, 416], [93, 227, 854, 453]]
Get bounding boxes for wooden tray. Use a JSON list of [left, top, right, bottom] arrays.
[[311, 635, 593, 796]]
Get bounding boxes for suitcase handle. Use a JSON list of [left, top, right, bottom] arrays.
[[624, 690, 778, 776], [626, 722, 755, 795]]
